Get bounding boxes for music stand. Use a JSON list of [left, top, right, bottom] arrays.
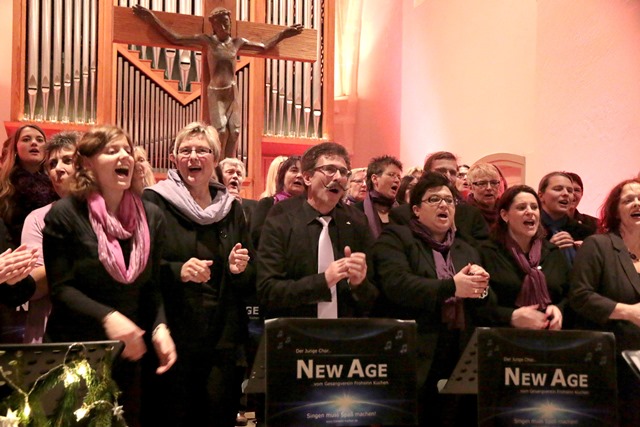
[[440, 328, 480, 395], [245, 333, 266, 394], [622, 350, 640, 381], [0, 340, 123, 417]]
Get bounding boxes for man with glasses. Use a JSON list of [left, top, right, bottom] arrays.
[[354, 155, 403, 238], [390, 151, 489, 246], [456, 164, 471, 198], [257, 142, 378, 319]]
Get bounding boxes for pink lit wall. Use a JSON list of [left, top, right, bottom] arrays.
[[352, 0, 640, 216], [348, 0, 403, 168]]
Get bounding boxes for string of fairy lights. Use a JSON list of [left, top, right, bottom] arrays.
[[0, 343, 125, 426]]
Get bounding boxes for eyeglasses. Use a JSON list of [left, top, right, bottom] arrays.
[[434, 168, 458, 178], [384, 172, 402, 180], [350, 179, 365, 185], [177, 146, 213, 157], [422, 195, 456, 206], [314, 165, 352, 179], [472, 180, 501, 188]]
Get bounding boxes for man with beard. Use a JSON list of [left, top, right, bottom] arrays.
[[354, 156, 403, 239], [217, 157, 257, 225], [257, 142, 378, 319]]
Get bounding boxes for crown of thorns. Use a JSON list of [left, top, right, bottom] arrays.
[[209, 7, 231, 19]]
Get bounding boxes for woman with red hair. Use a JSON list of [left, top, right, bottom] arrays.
[[570, 177, 640, 426]]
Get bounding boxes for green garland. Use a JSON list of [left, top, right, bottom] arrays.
[[0, 344, 126, 427]]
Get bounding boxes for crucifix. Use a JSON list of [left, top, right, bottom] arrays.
[[112, 0, 317, 159]]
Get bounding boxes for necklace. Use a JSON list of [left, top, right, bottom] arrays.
[[630, 251, 638, 261]]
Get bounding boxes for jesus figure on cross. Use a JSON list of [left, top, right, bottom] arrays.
[[133, 5, 303, 159]]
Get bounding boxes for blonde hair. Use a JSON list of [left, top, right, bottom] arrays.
[[260, 155, 287, 198], [405, 166, 423, 179], [467, 163, 501, 184], [71, 126, 133, 199], [173, 122, 221, 161]]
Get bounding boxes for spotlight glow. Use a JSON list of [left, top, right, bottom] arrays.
[[537, 401, 561, 418], [333, 394, 356, 412]]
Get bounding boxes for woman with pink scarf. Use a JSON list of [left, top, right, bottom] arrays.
[[43, 126, 176, 426]]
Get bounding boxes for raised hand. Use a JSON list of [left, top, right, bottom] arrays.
[[229, 243, 250, 274]]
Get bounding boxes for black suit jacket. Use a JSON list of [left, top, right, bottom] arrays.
[[569, 233, 640, 352], [389, 202, 488, 247], [257, 200, 378, 319]]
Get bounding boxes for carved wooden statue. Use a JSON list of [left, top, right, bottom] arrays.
[[133, 5, 303, 159]]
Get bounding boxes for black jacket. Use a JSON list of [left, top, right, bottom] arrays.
[[569, 233, 640, 353], [257, 200, 378, 319], [478, 238, 570, 327], [43, 196, 165, 342], [143, 187, 254, 351]]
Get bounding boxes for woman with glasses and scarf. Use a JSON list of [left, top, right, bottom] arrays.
[[43, 126, 176, 426], [372, 172, 490, 426], [478, 185, 569, 330], [143, 122, 253, 427], [465, 163, 505, 228]]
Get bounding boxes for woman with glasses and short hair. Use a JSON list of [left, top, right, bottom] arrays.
[[143, 122, 254, 427], [466, 163, 505, 228], [372, 172, 490, 426], [478, 185, 569, 330], [344, 167, 367, 205]]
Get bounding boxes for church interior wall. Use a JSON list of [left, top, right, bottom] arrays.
[[2, 1, 640, 217]]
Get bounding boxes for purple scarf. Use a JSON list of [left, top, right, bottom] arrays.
[[364, 191, 397, 239], [505, 234, 551, 310], [87, 191, 150, 284], [409, 218, 465, 330], [273, 190, 292, 204], [466, 193, 499, 227]]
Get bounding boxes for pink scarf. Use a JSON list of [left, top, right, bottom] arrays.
[[87, 191, 150, 284]]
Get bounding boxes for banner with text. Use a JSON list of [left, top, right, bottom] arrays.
[[266, 318, 417, 426], [477, 328, 617, 426]]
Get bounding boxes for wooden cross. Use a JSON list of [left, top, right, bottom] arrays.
[[111, 0, 318, 115]]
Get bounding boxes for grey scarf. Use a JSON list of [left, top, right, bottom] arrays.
[[146, 169, 234, 225]]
